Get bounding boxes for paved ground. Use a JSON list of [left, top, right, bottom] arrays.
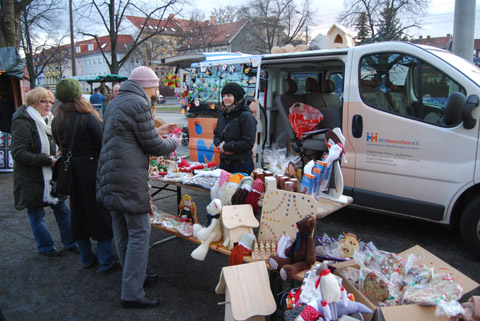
[[1, 105, 479, 320], [0, 171, 228, 321]]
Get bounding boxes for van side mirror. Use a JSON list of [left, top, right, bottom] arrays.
[[462, 94, 479, 129], [444, 92, 466, 126]]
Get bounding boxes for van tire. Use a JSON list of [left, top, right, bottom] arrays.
[[460, 197, 480, 257]]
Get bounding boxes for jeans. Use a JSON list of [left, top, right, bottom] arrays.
[[27, 200, 76, 253], [77, 238, 115, 271]]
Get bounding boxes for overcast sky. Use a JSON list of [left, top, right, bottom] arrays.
[[190, 0, 480, 39]]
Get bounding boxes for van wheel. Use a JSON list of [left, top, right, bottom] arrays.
[[460, 197, 480, 257]]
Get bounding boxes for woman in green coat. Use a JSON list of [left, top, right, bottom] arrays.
[[11, 87, 76, 256]]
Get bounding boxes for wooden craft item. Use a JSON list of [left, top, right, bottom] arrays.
[[264, 176, 277, 192], [259, 189, 317, 242], [251, 239, 277, 261], [222, 204, 259, 250], [215, 261, 277, 321]]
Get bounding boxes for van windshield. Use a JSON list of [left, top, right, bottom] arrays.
[[427, 48, 480, 86]]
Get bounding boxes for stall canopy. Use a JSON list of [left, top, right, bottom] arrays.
[[71, 74, 127, 84], [152, 52, 255, 68], [0, 47, 24, 80]]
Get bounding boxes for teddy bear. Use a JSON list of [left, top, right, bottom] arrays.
[[268, 214, 316, 282], [191, 199, 223, 261]]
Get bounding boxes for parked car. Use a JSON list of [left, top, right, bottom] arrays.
[[159, 94, 166, 104]]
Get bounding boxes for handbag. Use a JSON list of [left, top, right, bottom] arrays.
[[51, 115, 79, 197]]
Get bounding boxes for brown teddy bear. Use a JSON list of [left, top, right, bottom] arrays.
[[268, 214, 316, 281]]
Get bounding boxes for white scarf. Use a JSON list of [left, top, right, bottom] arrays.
[[26, 106, 58, 205]]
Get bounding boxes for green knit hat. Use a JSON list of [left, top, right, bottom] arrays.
[[55, 78, 83, 102]]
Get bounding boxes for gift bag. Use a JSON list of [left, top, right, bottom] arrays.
[[288, 103, 323, 140]]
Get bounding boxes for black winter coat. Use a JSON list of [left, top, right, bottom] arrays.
[[96, 80, 177, 215], [52, 111, 112, 242], [213, 103, 256, 162], [11, 106, 58, 210]]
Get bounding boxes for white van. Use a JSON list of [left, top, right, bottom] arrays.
[[168, 42, 480, 256]]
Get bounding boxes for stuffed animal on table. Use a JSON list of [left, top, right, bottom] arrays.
[[191, 199, 223, 261], [296, 263, 373, 321], [178, 194, 197, 224], [229, 233, 255, 266], [268, 215, 316, 282], [231, 176, 254, 205], [210, 170, 231, 200], [220, 173, 244, 206], [244, 178, 265, 217]]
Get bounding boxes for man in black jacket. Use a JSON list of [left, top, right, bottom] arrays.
[[97, 66, 181, 309]]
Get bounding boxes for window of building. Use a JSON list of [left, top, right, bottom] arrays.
[[76, 46, 81, 53], [88, 43, 94, 51]]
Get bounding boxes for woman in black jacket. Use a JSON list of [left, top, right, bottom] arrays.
[[213, 82, 257, 174], [52, 78, 118, 274], [11, 87, 76, 256]]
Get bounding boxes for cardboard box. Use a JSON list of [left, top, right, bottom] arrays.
[[332, 245, 479, 321]]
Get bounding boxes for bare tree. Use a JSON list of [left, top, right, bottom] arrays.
[[0, 0, 33, 48], [175, 12, 225, 53], [237, 0, 314, 54], [19, 0, 65, 89], [75, 0, 181, 74], [210, 6, 238, 24], [339, 0, 429, 41]]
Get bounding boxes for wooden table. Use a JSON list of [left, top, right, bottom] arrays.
[[150, 175, 352, 217]]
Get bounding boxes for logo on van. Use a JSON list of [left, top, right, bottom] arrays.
[[366, 131, 420, 148], [366, 132, 378, 142]]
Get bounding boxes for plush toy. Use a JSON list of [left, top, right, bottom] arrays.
[[191, 199, 223, 261], [178, 194, 197, 224], [229, 233, 255, 266], [268, 215, 316, 282], [296, 263, 373, 321], [244, 178, 265, 217], [220, 173, 244, 206], [210, 170, 231, 200], [231, 176, 254, 205]]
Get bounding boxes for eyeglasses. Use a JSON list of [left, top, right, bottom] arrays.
[[40, 100, 54, 105]]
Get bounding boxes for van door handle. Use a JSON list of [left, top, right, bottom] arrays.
[[352, 115, 363, 138]]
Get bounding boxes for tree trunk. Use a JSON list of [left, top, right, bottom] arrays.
[[0, 0, 33, 48], [1, 0, 18, 47]]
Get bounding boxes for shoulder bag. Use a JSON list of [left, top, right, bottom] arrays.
[[51, 115, 79, 197]]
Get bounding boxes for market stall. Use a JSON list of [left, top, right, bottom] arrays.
[[0, 47, 24, 172]]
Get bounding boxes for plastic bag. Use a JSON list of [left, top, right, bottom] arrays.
[[288, 103, 323, 140], [263, 144, 301, 176]]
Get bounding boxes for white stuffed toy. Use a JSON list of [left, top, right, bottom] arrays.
[[191, 199, 223, 261]]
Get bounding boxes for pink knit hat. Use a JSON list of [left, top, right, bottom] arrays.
[[129, 66, 159, 88]]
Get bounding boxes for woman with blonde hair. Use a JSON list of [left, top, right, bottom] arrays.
[[52, 78, 119, 274], [11, 87, 77, 256]]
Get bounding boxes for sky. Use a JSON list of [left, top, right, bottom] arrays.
[[190, 0, 480, 39]]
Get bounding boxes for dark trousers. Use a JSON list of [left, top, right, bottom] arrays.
[[220, 157, 254, 175]]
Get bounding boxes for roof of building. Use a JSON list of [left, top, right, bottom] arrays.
[[124, 15, 247, 47], [74, 34, 134, 57], [411, 34, 453, 50]]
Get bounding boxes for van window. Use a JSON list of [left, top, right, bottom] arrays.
[[360, 53, 466, 125]]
